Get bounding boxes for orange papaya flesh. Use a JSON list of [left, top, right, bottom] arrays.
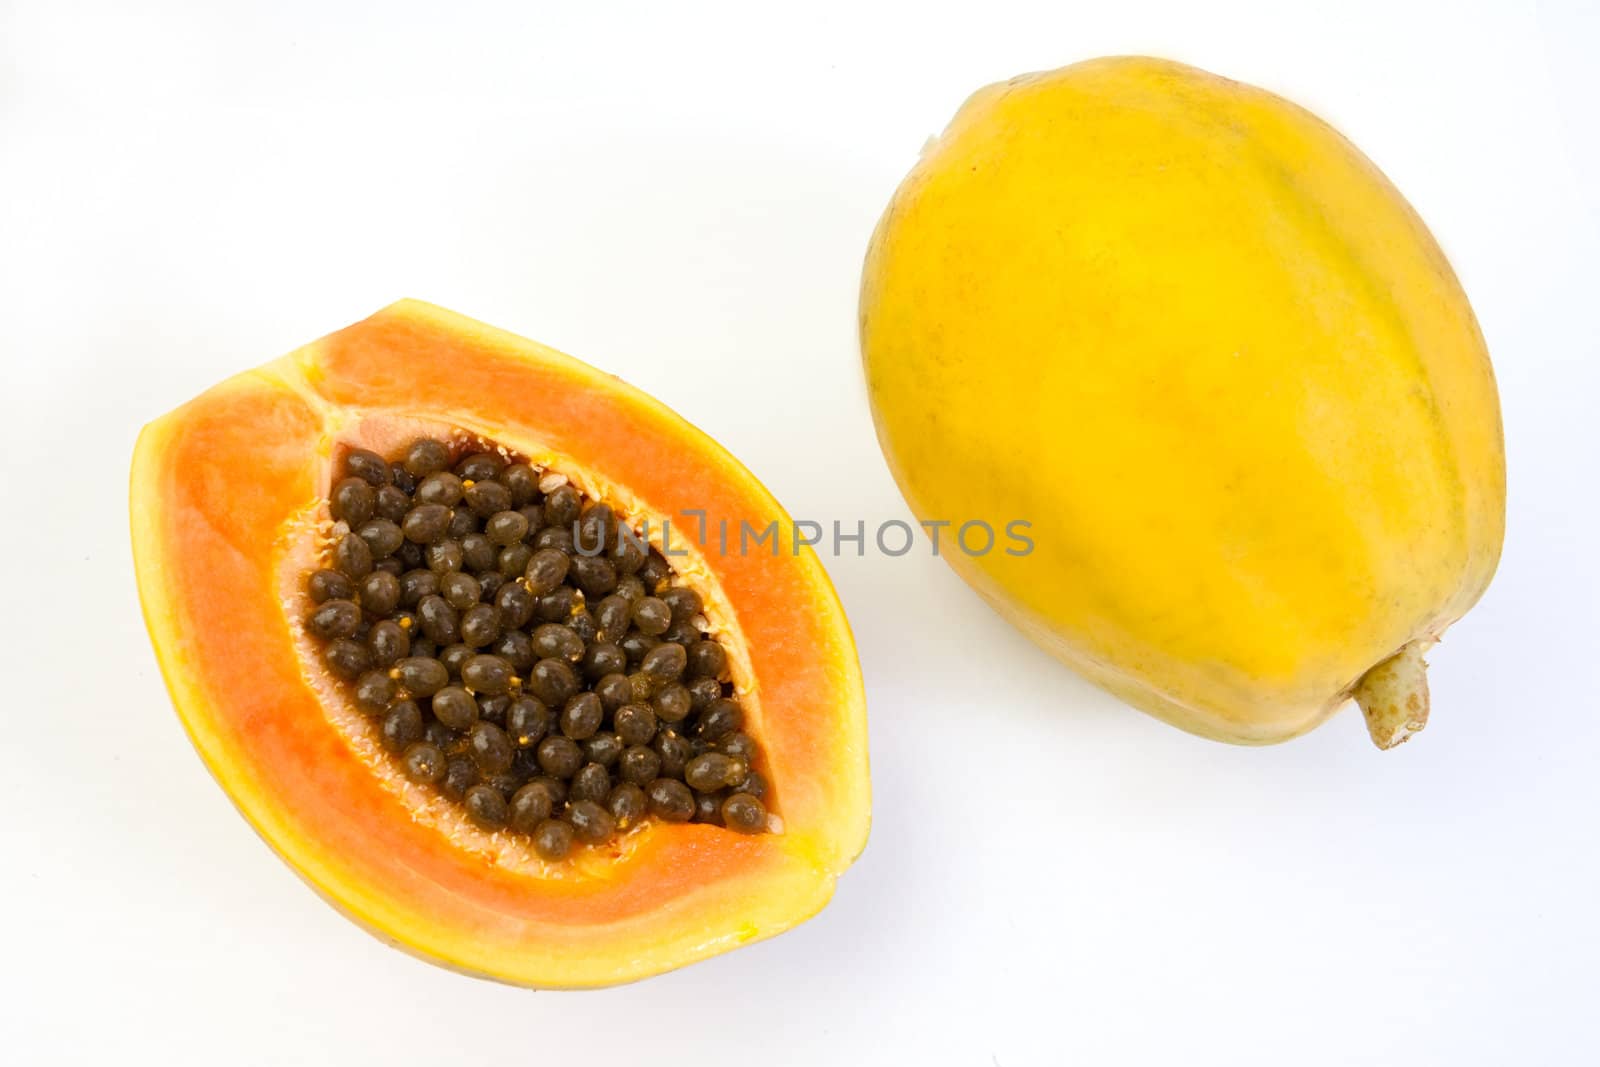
[[131, 300, 870, 987]]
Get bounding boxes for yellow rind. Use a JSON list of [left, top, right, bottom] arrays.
[[861, 57, 1504, 745]]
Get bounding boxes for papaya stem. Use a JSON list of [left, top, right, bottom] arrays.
[[1353, 642, 1432, 749]]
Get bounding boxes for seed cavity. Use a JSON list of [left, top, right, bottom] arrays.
[[303, 437, 771, 858]]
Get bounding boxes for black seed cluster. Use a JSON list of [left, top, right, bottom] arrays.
[[304, 439, 770, 860]]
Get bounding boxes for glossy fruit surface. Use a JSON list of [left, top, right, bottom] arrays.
[[861, 57, 1504, 746]]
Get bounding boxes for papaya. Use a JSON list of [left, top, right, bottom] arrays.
[[860, 57, 1504, 748], [130, 299, 870, 986]]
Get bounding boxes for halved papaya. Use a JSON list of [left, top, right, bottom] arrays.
[[130, 300, 870, 987]]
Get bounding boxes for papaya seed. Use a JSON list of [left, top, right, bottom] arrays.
[[300, 436, 770, 856]]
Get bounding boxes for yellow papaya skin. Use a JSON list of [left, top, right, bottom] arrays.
[[860, 57, 1505, 746]]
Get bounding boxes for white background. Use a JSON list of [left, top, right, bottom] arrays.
[[3, 1, 1597, 1064]]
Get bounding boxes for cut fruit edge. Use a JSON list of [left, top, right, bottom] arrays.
[[130, 299, 871, 987]]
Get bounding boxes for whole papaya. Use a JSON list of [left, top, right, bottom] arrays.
[[860, 57, 1504, 748]]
